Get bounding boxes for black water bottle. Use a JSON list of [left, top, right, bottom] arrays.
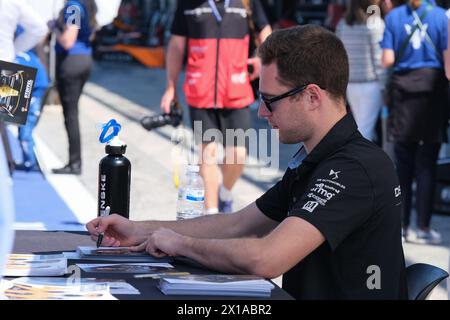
[[97, 121, 131, 219]]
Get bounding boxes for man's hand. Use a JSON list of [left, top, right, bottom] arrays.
[[160, 87, 175, 114], [130, 228, 188, 257], [247, 56, 262, 81], [85, 214, 142, 247], [47, 19, 57, 31]]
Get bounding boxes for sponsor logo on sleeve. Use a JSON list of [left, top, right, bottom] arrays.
[[302, 201, 319, 213], [329, 169, 340, 180], [302, 175, 346, 209]]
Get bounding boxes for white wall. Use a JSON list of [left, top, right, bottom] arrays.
[[25, 0, 121, 27]]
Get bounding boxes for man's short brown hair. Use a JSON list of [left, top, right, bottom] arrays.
[[258, 25, 349, 102]]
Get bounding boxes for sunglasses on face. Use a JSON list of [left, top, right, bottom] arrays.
[[259, 84, 309, 113]]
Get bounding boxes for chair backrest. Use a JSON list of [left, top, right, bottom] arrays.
[[406, 263, 449, 300]]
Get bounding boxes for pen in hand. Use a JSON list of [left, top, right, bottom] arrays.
[[96, 206, 110, 248]]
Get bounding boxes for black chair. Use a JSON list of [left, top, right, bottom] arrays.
[[406, 263, 449, 300]]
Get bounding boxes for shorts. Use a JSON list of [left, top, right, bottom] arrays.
[[189, 107, 251, 147]]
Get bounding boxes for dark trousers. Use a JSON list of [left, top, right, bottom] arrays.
[[56, 54, 92, 165], [394, 141, 441, 229]]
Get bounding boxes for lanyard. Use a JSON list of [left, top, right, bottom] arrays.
[[395, 2, 433, 64], [411, 5, 443, 63], [208, 0, 230, 23]]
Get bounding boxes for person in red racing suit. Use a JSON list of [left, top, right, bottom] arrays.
[[161, 0, 271, 214]]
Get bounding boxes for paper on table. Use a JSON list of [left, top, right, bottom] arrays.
[[0, 279, 13, 300], [75, 246, 173, 262], [134, 271, 191, 279], [77, 262, 174, 274], [10, 277, 139, 295], [62, 252, 79, 260], [1, 277, 117, 300], [8, 254, 65, 261], [3, 254, 67, 277], [92, 279, 139, 295], [158, 274, 275, 298]]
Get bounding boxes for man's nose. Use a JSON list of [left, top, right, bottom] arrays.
[[257, 100, 271, 119]]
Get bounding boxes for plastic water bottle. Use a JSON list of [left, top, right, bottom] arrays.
[[176, 165, 205, 220]]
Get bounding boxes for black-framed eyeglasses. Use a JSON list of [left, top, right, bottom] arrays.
[[259, 84, 309, 113]]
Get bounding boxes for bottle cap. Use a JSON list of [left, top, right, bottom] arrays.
[[106, 144, 127, 155], [108, 135, 125, 147]]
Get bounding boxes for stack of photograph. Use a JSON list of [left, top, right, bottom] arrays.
[[158, 274, 275, 298]]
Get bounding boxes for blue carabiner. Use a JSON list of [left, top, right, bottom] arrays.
[[99, 119, 121, 144]]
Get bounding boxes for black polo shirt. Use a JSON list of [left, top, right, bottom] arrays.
[[256, 113, 408, 300]]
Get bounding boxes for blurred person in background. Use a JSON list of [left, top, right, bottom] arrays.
[[325, 0, 347, 31], [0, 0, 47, 278], [0, 0, 48, 62], [50, 0, 97, 175], [160, 0, 271, 214], [337, 0, 386, 142], [381, 0, 449, 244], [14, 48, 49, 172], [381, 0, 395, 16]]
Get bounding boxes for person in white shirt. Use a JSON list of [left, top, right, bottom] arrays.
[[0, 0, 47, 278], [0, 0, 48, 61], [336, 0, 386, 142]]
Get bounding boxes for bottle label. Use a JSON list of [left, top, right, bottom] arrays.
[[99, 174, 107, 215], [185, 189, 205, 202]]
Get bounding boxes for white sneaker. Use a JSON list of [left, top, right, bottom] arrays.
[[414, 229, 442, 245], [402, 227, 409, 243], [402, 227, 417, 243]]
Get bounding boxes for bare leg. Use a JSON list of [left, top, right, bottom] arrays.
[[200, 142, 220, 210], [221, 146, 246, 190]]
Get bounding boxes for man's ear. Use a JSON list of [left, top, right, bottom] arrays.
[[305, 85, 322, 110]]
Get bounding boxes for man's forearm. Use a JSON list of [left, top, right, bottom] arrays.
[[165, 38, 185, 89], [382, 49, 395, 68], [134, 202, 275, 240], [258, 25, 272, 44], [180, 236, 264, 275], [135, 213, 242, 239], [173, 216, 325, 278]]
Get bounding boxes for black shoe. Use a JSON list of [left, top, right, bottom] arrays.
[[14, 163, 41, 173], [52, 163, 81, 175]]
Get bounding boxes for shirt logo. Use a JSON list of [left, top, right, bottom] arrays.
[[311, 183, 335, 201], [395, 186, 401, 198], [302, 201, 319, 213], [329, 169, 340, 180], [231, 72, 247, 84], [404, 22, 428, 50]]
